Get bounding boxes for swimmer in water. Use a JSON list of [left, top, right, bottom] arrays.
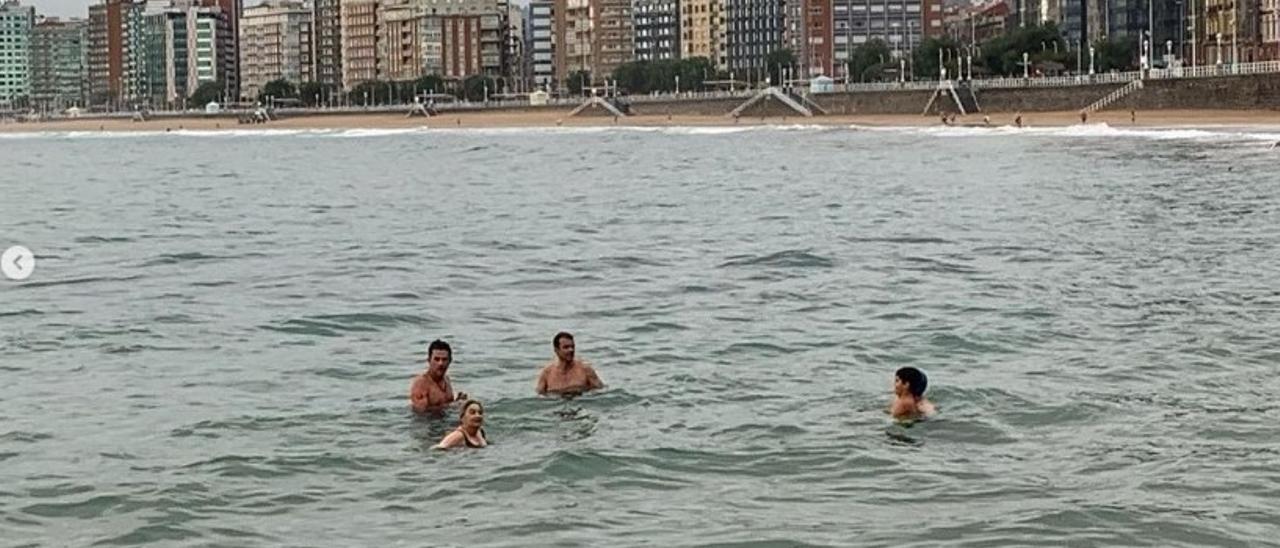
[[409, 339, 468, 414], [890, 367, 936, 421], [436, 400, 487, 449], [535, 332, 604, 396]]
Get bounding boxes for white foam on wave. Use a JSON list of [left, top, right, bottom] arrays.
[[4, 121, 1277, 142], [318, 127, 432, 138], [853, 122, 1280, 143], [0, 128, 328, 139]]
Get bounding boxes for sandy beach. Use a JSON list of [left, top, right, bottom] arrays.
[[3, 108, 1280, 133]]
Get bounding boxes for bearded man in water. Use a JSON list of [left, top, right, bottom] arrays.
[[535, 332, 604, 396]]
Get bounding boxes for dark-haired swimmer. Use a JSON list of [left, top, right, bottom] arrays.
[[436, 400, 487, 449], [410, 339, 468, 413], [535, 332, 604, 396], [890, 367, 936, 421]]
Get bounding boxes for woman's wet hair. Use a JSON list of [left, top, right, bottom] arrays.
[[895, 367, 928, 398], [460, 399, 483, 419]]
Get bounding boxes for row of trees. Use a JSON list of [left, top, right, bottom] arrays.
[[185, 74, 506, 109], [846, 24, 1140, 82], [606, 57, 720, 94]]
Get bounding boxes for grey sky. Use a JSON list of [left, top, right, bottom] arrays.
[[24, 0, 92, 18], [24, 0, 530, 18]]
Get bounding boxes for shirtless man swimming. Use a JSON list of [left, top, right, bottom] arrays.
[[409, 339, 467, 413], [890, 367, 936, 421], [535, 332, 604, 396]]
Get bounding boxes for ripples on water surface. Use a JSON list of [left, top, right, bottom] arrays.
[[3, 125, 1280, 547]]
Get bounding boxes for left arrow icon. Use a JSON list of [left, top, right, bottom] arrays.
[[2, 246, 35, 281]]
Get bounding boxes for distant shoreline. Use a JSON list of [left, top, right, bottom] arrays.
[[4, 109, 1280, 133]]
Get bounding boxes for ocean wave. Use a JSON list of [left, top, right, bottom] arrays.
[[856, 122, 1280, 142], [0, 123, 839, 140]]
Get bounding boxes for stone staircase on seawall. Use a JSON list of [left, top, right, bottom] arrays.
[[1082, 79, 1144, 114]]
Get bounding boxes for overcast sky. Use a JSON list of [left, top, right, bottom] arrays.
[[24, 0, 531, 18], [24, 0, 92, 18]]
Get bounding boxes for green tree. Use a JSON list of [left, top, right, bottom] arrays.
[[613, 61, 651, 94], [299, 82, 331, 106], [188, 80, 225, 108], [258, 79, 297, 104], [677, 57, 714, 90], [976, 23, 1070, 76], [413, 74, 447, 96], [567, 70, 592, 95], [913, 36, 964, 79], [1093, 36, 1137, 72], [461, 75, 498, 102], [848, 39, 893, 82], [765, 48, 798, 85], [348, 81, 389, 105]]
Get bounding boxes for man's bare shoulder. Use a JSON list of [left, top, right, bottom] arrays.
[[410, 373, 430, 390]]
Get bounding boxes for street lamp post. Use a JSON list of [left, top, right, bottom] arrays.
[[1190, 0, 1198, 68], [1231, 2, 1238, 70], [1217, 32, 1223, 66], [1146, 36, 1157, 71]]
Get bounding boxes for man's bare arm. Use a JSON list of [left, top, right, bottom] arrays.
[[535, 368, 549, 395]]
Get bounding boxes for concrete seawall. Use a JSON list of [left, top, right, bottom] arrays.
[[619, 72, 1280, 117], [63, 72, 1277, 124]]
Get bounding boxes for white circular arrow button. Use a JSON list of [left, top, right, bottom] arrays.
[[2, 246, 35, 281]]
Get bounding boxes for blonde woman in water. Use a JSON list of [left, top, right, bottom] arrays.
[[436, 400, 488, 449]]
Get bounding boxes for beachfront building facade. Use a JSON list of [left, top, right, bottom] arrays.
[[30, 18, 89, 110], [417, 0, 509, 79], [633, 0, 680, 62], [1200, 0, 1268, 63], [239, 0, 313, 101], [379, 2, 424, 81], [88, 0, 129, 106], [135, 3, 237, 107], [334, 0, 512, 93], [554, 0, 593, 85], [806, 0, 834, 77], [339, 0, 376, 90], [681, 0, 727, 69], [1265, 0, 1279, 59], [0, 0, 35, 106], [594, 0, 635, 78], [829, 0, 943, 70], [505, 3, 524, 90], [529, 0, 554, 89], [725, 0, 784, 78], [312, 0, 342, 92]]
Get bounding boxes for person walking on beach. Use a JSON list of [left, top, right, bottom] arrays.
[[410, 339, 468, 413], [536, 332, 605, 396], [436, 400, 488, 449]]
